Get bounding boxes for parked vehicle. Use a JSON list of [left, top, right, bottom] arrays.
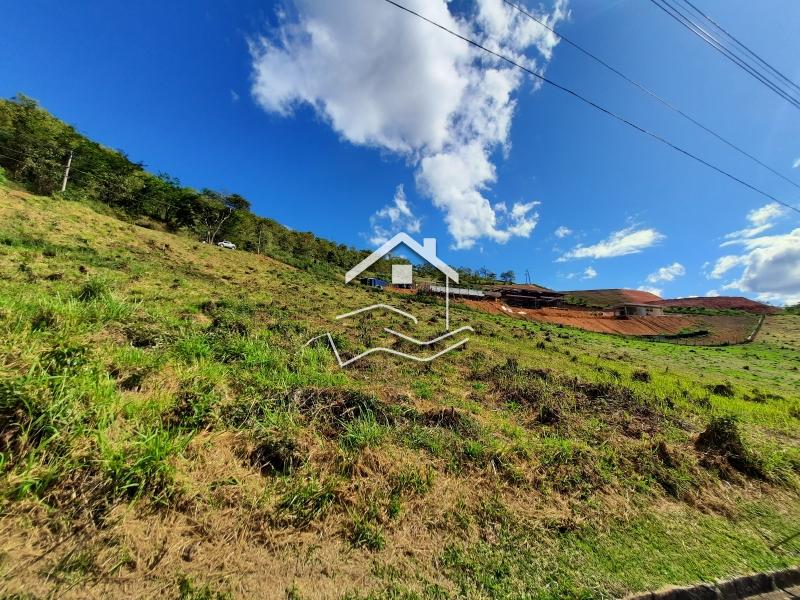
[[217, 240, 236, 250]]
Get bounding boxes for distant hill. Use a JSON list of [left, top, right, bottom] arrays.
[[649, 296, 781, 314], [562, 288, 662, 308]]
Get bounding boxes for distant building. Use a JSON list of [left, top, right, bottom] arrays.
[[491, 285, 564, 309], [428, 285, 488, 299], [360, 277, 388, 289], [612, 303, 665, 318]]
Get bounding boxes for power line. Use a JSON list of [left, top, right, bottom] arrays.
[[657, 0, 800, 108], [502, 0, 800, 191], [649, 0, 800, 110], [379, 0, 800, 215], [677, 0, 800, 96]]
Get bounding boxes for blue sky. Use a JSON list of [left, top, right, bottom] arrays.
[[2, 0, 799, 303]]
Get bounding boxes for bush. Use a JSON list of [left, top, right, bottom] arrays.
[[0, 166, 7, 185], [707, 382, 735, 397]]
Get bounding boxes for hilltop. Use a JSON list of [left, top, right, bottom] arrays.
[[651, 296, 782, 314], [1, 184, 799, 599], [562, 288, 663, 308]]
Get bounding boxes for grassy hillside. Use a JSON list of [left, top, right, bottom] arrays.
[[1, 186, 799, 599]]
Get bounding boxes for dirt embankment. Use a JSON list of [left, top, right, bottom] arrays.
[[463, 301, 698, 335], [650, 296, 781, 314], [462, 301, 761, 344]]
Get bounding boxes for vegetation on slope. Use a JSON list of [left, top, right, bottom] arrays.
[[0, 95, 507, 288], [1, 186, 799, 599]]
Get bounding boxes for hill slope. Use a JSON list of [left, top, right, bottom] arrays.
[[562, 288, 663, 307], [651, 296, 782, 314], [1, 187, 799, 599]]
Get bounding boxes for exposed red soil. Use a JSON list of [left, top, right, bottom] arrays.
[[462, 301, 760, 344], [649, 296, 781, 314], [561, 288, 662, 308], [463, 301, 695, 335]]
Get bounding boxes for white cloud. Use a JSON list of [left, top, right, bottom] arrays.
[[369, 184, 422, 245], [793, 157, 800, 169], [637, 285, 663, 297], [706, 289, 720, 297], [582, 266, 597, 279], [646, 262, 685, 283], [709, 254, 747, 279], [249, 0, 567, 249], [722, 202, 786, 244], [720, 228, 800, 306], [554, 225, 572, 238], [558, 226, 664, 261]]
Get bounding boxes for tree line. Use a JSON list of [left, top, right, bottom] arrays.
[[0, 94, 511, 285]]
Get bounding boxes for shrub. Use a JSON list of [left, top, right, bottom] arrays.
[[707, 383, 735, 397]]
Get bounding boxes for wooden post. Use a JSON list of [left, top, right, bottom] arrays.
[[60, 150, 73, 192]]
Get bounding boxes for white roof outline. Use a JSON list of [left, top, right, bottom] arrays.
[[345, 233, 459, 284]]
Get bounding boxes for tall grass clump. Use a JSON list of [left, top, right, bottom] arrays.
[[76, 277, 110, 302]]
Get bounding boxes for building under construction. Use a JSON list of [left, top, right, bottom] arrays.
[[488, 285, 565, 308]]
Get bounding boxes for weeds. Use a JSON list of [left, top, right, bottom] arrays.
[[101, 426, 188, 504], [275, 477, 338, 527], [695, 416, 765, 479], [76, 277, 109, 302]]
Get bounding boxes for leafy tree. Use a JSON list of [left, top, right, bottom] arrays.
[[500, 270, 515, 283], [0, 94, 439, 279]]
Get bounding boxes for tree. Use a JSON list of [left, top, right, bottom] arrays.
[[196, 190, 232, 244], [500, 270, 515, 283]]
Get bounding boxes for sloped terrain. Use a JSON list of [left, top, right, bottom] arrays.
[[562, 288, 663, 307], [1, 187, 799, 600], [651, 296, 782, 314], [464, 303, 760, 345]]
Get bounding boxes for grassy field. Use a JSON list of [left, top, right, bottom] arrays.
[[1, 186, 799, 599]]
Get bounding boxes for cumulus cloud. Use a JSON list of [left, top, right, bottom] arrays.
[[249, 0, 567, 248], [554, 225, 572, 238], [369, 184, 421, 245], [709, 254, 747, 279], [582, 266, 597, 279], [720, 228, 800, 306], [722, 202, 786, 243], [646, 262, 685, 284], [558, 226, 664, 261], [705, 203, 799, 305], [706, 289, 720, 297], [793, 157, 800, 169], [637, 285, 663, 297]]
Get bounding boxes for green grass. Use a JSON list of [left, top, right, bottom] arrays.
[[0, 186, 798, 599]]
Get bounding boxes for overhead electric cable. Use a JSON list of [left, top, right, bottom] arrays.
[[502, 0, 800, 191], [677, 0, 800, 96], [379, 0, 800, 215], [649, 0, 800, 110]]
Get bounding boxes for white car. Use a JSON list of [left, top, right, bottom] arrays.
[[217, 240, 236, 250]]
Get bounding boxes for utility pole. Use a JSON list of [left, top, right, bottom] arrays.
[[60, 150, 73, 192], [525, 269, 531, 284]]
